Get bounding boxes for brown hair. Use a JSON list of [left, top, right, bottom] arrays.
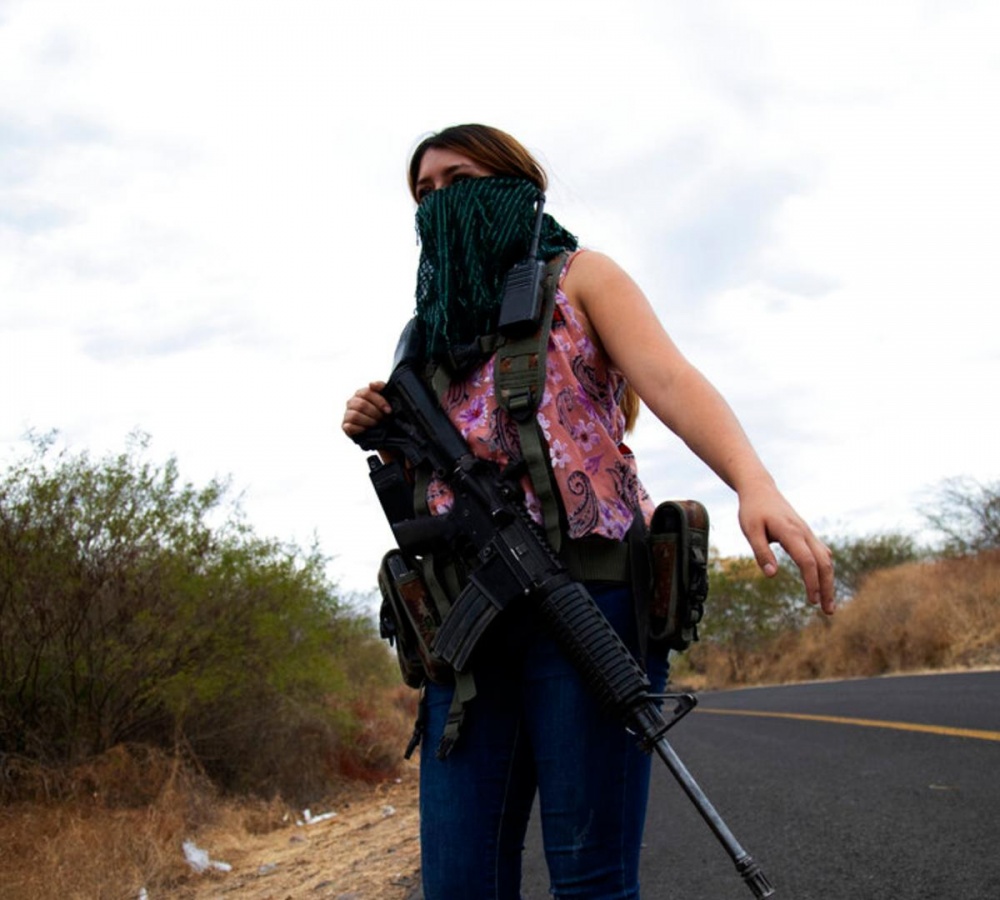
[[408, 124, 547, 202], [620, 384, 640, 434], [408, 124, 640, 433]]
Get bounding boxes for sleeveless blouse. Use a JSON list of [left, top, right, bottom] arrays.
[[426, 252, 655, 541]]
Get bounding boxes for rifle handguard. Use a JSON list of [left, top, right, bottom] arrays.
[[535, 581, 650, 714]]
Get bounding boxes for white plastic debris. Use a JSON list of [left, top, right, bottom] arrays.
[[182, 839, 232, 873], [382, 805, 396, 818], [297, 808, 338, 826], [138, 889, 148, 900]]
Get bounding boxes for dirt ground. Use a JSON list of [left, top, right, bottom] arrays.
[[169, 761, 422, 900]]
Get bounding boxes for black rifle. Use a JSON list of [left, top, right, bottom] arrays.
[[352, 325, 775, 899]]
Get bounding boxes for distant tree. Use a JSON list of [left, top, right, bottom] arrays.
[[0, 431, 396, 799], [825, 531, 925, 601], [921, 476, 1000, 556], [695, 551, 809, 681]]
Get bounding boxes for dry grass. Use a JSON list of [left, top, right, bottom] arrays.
[[0, 754, 421, 900], [167, 762, 421, 900], [0, 686, 419, 900], [0, 746, 214, 899]]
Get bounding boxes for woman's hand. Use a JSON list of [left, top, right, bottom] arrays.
[[737, 478, 836, 615], [342, 381, 392, 438]]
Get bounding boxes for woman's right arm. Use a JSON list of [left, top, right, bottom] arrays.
[[342, 381, 392, 438]]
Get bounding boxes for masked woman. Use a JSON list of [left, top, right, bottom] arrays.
[[342, 124, 834, 900]]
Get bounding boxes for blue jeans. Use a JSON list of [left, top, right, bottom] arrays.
[[419, 584, 669, 900]]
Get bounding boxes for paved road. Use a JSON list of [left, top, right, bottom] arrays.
[[521, 670, 1000, 899]]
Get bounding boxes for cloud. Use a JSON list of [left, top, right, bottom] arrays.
[[653, 165, 810, 302], [80, 315, 244, 362], [2, 0, 999, 601], [0, 114, 104, 237]]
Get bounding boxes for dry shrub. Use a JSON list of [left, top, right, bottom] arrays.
[[802, 550, 1000, 679], [0, 745, 217, 899], [0, 688, 418, 900], [337, 685, 418, 783], [1, 743, 206, 808], [941, 550, 1000, 666], [59, 686, 413, 894], [69, 743, 183, 808], [236, 793, 299, 836], [713, 550, 1000, 687], [0, 743, 311, 900], [0, 753, 63, 805], [191, 704, 345, 806], [187, 681, 417, 802], [762, 616, 836, 684]]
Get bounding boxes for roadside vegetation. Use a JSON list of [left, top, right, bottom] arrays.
[[672, 476, 1000, 689], [0, 433, 996, 898], [0, 433, 413, 898]]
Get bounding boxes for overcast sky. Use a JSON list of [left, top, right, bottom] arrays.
[[2, 0, 998, 603]]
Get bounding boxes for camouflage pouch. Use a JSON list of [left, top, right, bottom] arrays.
[[648, 500, 710, 651], [377, 550, 452, 687]]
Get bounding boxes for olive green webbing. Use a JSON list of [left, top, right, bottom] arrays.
[[494, 253, 567, 551]]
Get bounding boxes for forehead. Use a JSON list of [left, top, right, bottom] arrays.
[[416, 146, 485, 182]]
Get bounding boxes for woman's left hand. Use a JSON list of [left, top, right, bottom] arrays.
[[737, 479, 836, 615], [342, 381, 392, 438]]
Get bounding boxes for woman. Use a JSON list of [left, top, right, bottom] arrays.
[[343, 124, 834, 900]]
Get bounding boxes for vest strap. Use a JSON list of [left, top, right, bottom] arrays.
[[436, 670, 477, 759], [494, 253, 568, 551]]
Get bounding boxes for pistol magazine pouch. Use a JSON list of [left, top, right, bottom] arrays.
[[377, 549, 451, 688], [648, 500, 710, 652]]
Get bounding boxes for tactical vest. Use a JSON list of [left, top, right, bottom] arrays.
[[376, 252, 708, 758]]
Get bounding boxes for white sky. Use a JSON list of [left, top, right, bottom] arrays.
[[2, 0, 998, 604]]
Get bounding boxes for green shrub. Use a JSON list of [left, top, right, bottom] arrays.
[[0, 432, 398, 802]]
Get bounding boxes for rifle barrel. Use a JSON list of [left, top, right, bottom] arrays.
[[642, 714, 775, 898]]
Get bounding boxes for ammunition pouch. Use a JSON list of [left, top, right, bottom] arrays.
[[648, 500, 710, 652], [377, 550, 452, 688], [378, 549, 481, 759]]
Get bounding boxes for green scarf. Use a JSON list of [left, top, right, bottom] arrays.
[[414, 175, 578, 362]]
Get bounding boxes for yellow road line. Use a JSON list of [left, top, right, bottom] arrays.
[[698, 708, 1000, 742]]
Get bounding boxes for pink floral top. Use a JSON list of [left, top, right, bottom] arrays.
[[426, 252, 655, 541]]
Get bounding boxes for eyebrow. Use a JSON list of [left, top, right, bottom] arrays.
[[415, 162, 478, 192]]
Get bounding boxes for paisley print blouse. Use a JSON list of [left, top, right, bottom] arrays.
[[426, 251, 655, 541]]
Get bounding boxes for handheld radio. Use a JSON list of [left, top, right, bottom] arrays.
[[497, 194, 547, 337]]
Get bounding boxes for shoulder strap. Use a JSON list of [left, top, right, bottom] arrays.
[[494, 252, 568, 550], [426, 251, 634, 580], [493, 253, 638, 586]]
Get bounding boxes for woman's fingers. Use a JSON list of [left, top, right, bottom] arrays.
[[341, 382, 391, 437], [740, 497, 836, 614]]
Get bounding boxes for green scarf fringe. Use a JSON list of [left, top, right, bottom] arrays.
[[414, 176, 578, 361]]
